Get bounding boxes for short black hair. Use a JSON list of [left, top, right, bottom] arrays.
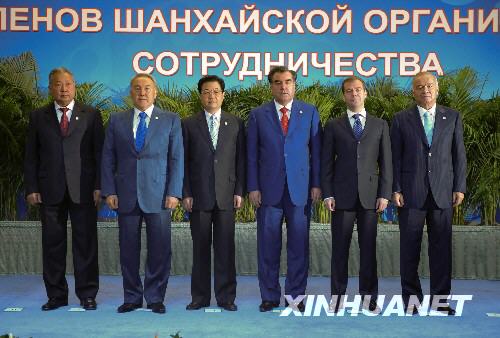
[[341, 76, 367, 94], [197, 75, 225, 93], [267, 66, 297, 84]]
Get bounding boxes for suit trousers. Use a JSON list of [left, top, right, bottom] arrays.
[[399, 192, 453, 305], [331, 197, 378, 298], [118, 203, 172, 305], [257, 181, 310, 303], [189, 208, 236, 305], [39, 189, 99, 301]]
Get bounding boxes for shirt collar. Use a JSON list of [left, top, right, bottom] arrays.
[[417, 104, 436, 117], [347, 108, 366, 119], [274, 99, 293, 113], [205, 109, 222, 120], [134, 104, 154, 118], [54, 100, 75, 112]]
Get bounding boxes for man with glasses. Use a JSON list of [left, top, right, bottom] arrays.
[[182, 75, 245, 312], [391, 71, 466, 315]]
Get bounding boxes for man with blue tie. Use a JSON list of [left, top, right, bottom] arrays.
[[321, 76, 392, 313], [247, 66, 322, 312], [101, 73, 183, 314], [391, 72, 467, 315]]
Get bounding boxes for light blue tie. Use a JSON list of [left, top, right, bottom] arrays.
[[423, 111, 433, 145], [135, 112, 147, 152], [353, 114, 363, 140], [209, 115, 218, 148]]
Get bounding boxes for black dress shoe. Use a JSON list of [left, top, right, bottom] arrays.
[[435, 305, 456, 316], [117, 302, 142, 313], [285, 300, 305, 312], [259, 301, 280, 312], [218, 302, 238, 311], [80, 297, 97, 310], [186, 302, 209, 310], [364, 299, 380, 313], [41, 298, 68, 311], [147, 302, 166, 314]]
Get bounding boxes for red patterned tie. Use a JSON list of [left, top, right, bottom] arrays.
[[280, 106, 289, 135], [59, 107, 69, 137]]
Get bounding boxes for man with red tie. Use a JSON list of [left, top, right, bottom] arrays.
[[247, 66, 322, 312], [24, 68, 104, 311]]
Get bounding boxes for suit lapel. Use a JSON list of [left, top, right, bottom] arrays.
[[265, 101, 283, 135], [216, 112, 230, 153], [125, 109, 137, 153], [431, 105, 447, 148], [67, 103, 82, 137], [44, 104, 62, 136], [340, 114, 356, 140], [287, 101, 300, 136], [143, 107, 160, 150], [360, 113, 372, 140], [411, 106, 429, 147], [196, 111, 215, 152]]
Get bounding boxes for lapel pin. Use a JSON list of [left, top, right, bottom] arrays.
[[443, 116, 446, 119], [155, 116, 159, 120], [75, 117, 79, 121], [225, 121, 228, 126], [299, 110, 303, 114]]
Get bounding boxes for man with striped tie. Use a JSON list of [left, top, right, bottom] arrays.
[[101, 73, 184, 314], [321, 76, 392, 313], [391, 72, 466, 315]]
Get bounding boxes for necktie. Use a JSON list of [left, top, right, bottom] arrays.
[[209, 115, 218, 148], [59, 107, 69, 137], [280, 107, 289, 135], [423, 111, 433, 145], [353, 114, 363, 140], [135, 112, 148, 152]]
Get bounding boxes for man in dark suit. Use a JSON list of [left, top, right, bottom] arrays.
[[182, 75, 245, 312], [247, 66, 322, 312], [391, 72, 467, 315], [321, 76, 392, 313], [101, 74, 183, 314], [24, 67, 103, 311]]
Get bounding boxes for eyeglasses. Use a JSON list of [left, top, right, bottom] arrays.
[[415, 83, 435, 91], [201, 89, 223, 96]]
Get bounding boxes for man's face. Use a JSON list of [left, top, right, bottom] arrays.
[[270, 71, 296, 106], [343, 79, 367, 112], [200, 81, 224, 114], [49, 72, 75, 107], [412, 74, 438, 109], [130, 76, 157, 111]]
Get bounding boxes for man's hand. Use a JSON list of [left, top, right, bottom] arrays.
[[182, 197, 193, 212], [310, 187, 322, 202], [234, 195, 243, 209], [452, 192, 465, 207], [26, 193, 42, 206], [249, 190, 261, 208], [106, 195, 119, 210], [376, 198, 389, 213], [165, 196, 179, 209], [392, 192, 404, 207], [324, 197, 335, 212], [93, 190, 101, 207]]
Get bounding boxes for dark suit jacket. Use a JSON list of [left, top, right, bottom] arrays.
[[101, 107, 184, 213], [182, 111, 245, 211], [390, 105, 467, 209], [321, 113, 392, 210], [24, 102, 104, 205]]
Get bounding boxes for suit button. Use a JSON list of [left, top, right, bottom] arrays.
[[428, 170, 431, 173], [357, 141, 361, 144], [357, 155, 360, 159], [429, 153, 432, 157], [214, 159, 218, 164]]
